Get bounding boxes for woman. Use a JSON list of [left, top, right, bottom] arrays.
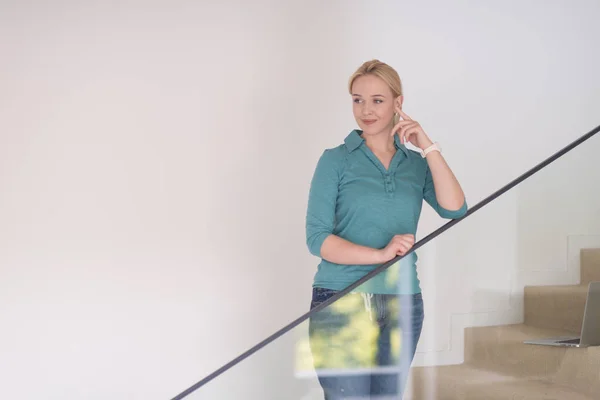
[[305, 60, 467, 399]]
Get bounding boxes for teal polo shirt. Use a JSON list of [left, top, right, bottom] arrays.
[[306, 129, 467, 294]]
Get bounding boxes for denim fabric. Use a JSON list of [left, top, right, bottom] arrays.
[[308, 287, 424, 399]]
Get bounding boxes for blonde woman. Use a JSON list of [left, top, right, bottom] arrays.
[[306, 60, 467, 399]]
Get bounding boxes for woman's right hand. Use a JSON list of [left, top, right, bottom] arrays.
[[377, 234, 415, 263]]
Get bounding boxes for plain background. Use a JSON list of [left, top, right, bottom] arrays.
[[1, 0, 599, 399]]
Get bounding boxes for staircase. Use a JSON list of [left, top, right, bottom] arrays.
[[405, 248, 600, 400]]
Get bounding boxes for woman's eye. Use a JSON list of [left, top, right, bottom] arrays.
[[353, 98, 362, 103], [374, 99, 383, 104]]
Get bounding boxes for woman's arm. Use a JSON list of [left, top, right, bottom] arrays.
[[306, 149, 384, 264], [321, 233, 415, 265], [320, 235, 383, 265], [423, 148, 465, 211], [393, 108, 467, 217]]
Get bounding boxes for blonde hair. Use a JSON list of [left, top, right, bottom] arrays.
[[348, 59, 403, 124], [348, 59, 403, 97]]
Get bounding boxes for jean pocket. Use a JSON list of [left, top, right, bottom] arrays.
[[310, 287, 340, 309]]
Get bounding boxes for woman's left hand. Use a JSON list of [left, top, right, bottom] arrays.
[[391, 107, 434, 150]]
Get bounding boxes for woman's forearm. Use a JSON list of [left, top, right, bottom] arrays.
[[320, 234, 383, 265], [393, 108, 466, 212], [425, 150, 465, 211]]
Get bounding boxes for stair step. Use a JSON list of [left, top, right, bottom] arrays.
[[398, 249, 600, 399], [462, 379, 596, 400], [465, 324, 570, 376], [463, 324, 600, 397], [551, 342, 600, 398], [405, 364, 595, 399], [524, 284, 587, 333], [581, 248, 600, 285]]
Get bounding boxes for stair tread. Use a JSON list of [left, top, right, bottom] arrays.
[[410, 364, 525, 384], [466, 323, 577, 340], [406, 364, 596, 399], [525, 284, 589, 292]]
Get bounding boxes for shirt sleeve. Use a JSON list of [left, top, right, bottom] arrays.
[[306, 149, 341, 257], [423, 162, 468, 219]]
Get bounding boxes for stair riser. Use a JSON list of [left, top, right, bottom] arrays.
[[581, 249, 600, 285], [524, 287, 586, 333]]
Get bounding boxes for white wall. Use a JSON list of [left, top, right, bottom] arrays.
[[0, 0, 599, 399], [517, 133, 600, 286]]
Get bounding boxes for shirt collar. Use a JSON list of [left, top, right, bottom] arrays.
[[344, 129, 410, 157]]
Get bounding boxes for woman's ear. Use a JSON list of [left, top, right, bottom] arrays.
[[395, 95, 404, 109]]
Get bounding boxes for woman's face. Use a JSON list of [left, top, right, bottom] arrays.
[[351, 74, 402, 136]]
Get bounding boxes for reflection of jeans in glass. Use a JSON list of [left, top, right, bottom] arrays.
[[308, 287, 424, 399]]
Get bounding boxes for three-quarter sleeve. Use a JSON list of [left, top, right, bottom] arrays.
[[306, 149, 342, 257]]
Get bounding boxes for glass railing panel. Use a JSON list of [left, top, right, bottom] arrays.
[[177, 128, 599, 400]]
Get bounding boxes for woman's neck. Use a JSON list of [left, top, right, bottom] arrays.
[[364, 129, 396, 154]]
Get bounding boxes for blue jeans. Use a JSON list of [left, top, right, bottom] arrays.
[[308, 288, 424, 399]]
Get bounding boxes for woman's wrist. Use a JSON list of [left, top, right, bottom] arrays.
[[372, 248, 386, 264], [418, 136, 434, 150]]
